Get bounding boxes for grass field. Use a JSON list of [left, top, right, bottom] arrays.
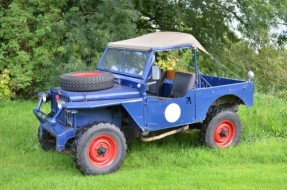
[[0, 93, 287, 190]]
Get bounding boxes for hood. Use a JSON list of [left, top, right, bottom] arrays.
[[54, 84, 140, 102]]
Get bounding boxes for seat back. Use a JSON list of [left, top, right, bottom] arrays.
[[147, 70, 166, 96], [170, 71, 195, 98]]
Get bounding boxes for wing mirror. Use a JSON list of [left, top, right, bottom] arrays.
[[152, 66, 161, 80]]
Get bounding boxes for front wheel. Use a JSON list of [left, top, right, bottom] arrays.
[[72, 123, 127, 175], [200, 110, 242, 148]]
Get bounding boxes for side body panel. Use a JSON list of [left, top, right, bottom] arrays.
[[62, 98, 144, 130], [146, 91, 196, 131], [195, 81, 254, 121], [122, 100, 145, 130]]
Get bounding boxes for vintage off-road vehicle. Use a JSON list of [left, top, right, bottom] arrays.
[[34, 32, 254, 175]]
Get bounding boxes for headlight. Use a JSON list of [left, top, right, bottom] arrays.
[[57, 99, 65, 109], [42, 92, 51, 102]]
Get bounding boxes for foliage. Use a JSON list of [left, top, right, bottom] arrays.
[[134, 0, 287, 94], [205, 41, 287, 94], [0, 69, 14, 100], [0, 0, 137, 98], [155, 49, 193, 71], [0, 0, 287, 98], [134, 0, 287, 48], [239, 93, 287, 139]]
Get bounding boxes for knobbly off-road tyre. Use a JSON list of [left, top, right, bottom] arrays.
[[72, 123, 127, 175], [200, 110, 242, 148], [38, 127, 56, 151], [60, 71, 114, 92]]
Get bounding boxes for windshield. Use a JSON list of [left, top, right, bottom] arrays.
[[97, 48, 150, 76]]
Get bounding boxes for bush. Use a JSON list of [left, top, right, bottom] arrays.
[[0, 0, 137, 98], [0, 1, 286, 99], [0, 69, 14, 100]]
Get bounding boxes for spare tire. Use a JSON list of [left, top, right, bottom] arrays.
[[60, 71, 114, 92]]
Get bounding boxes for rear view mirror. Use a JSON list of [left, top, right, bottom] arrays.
[[152, 66, 161, 80]]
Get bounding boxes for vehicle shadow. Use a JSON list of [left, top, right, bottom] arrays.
[[127, 128, 202, 152]]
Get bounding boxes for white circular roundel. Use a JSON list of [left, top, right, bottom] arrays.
[[165, 103, 181, 123]]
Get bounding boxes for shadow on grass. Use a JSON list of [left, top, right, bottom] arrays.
[[127, 128, 203, 153]]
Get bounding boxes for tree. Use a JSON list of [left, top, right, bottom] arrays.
[[133, 0, 287, 48], [133, 0, 287, 95], [0, 0, 286, 99], [0, 0, 137, 99]]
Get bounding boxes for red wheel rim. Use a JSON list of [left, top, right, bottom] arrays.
[[88, 134, 118, 168], [214, 120, 236, 147], [71, 72, 102, 77]]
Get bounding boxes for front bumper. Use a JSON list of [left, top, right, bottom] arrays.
[[33, 93, 75, 151]]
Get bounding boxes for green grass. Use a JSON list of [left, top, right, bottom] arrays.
[[0, 93, 287, 190]]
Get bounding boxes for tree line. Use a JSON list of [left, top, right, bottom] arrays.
[[0, 0, 287, 99]]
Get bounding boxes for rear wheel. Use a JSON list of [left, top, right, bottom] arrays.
[[200, 110, 242, 148], [72, 123, 126, 175]]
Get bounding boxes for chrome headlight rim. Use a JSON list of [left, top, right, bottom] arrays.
[[57, 99, 66, 109], [42, 92, 51, 102]]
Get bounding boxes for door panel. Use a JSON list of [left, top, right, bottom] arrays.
[[146, 92, 196, 131]]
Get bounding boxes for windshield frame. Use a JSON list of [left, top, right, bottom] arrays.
[[96, 48, 153, 79]]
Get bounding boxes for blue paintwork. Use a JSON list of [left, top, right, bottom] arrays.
[[54, 84, 141, 102], [122, 99, 145, 129], [195, 81, 254, 121], [146, 94, 196, 130], [63, 98, 143, 109], [201, 75, 244, 86], [34, 43, 254, 151], [39, 118, 74, 150]]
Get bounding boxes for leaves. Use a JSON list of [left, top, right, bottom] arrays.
[[0, 69, 14, 100], [0, 0, 138, 98], [0, 0, 286, 98]]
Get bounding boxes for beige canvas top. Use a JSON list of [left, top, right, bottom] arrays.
[[107, 32, 208, 54]]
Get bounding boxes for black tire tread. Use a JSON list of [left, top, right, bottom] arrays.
[[200, 108, 242, 148], [60, 71, 114, 92], [72, 123, 127, 175]]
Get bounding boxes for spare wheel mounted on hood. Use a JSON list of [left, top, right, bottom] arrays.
[[60, 71, 114, 92]]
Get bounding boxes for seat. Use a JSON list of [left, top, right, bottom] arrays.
[[147, 70, 166, 96], [170, 71, 195, 98]]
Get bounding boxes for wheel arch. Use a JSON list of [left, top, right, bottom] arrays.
[[62, 97, 144, 129], [62, 98, 145, 142], [197, 94, 250, 122], [210, 94, 246, 111], [120, 105, 144, 141], [69, 104, 143, 142]]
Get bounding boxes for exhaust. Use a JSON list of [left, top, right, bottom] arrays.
[[140, 125, 189, 142]]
